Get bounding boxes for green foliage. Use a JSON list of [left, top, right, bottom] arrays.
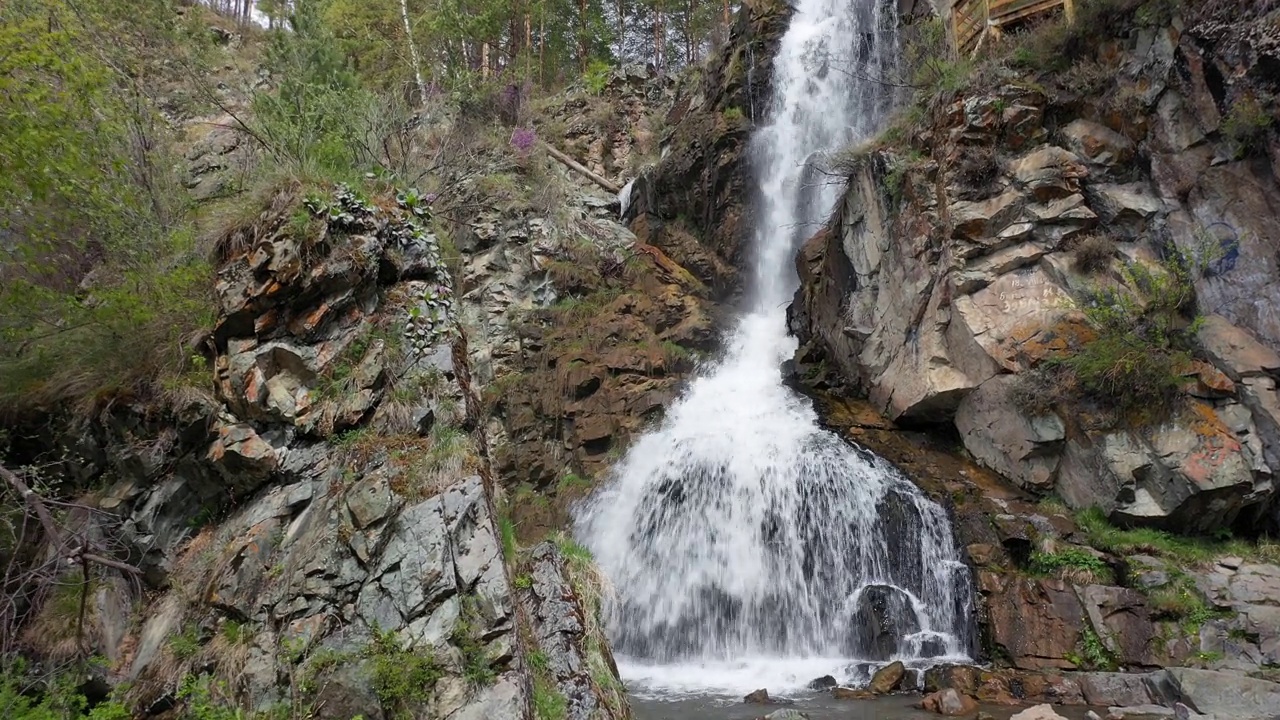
[[1028, 548, 1113, 584], [500, 515, 519, 561], [1, 658, 131, 720], [221, 620, 250, 645], [169, 624, 204, 660], [721, 106, 745, 124], [452, 597, 497, 688], [365, 627, 442, 715], [0, 0, 214, 408], [1078, 507, 1280, 565], [1034, 251, 1205, 422], [1077, 626, 1117, 671], [532, 677, 567, 720], [177, 674, 246, 720], [584, 60, 612, 95], [250, 3, 372, 177], [1221, 94, 1274, 158]]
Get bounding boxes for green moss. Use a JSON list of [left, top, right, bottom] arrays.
[[1078, 626, 1118, 670]]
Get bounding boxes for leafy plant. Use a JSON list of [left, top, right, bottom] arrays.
[[169, 624, 204, 660], [532, 677, 567, 720], [583, 60, 612, 95], [365, 627, 442, 714], [177, 674, 246, 720], [1221, 94, 1274, 158], [1078, 626, 1117, 670]]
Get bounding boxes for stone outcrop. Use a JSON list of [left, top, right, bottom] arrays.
[[5, 182, 628, 719], [789, 1, 1280, 533], [624, 0, 795, 295]]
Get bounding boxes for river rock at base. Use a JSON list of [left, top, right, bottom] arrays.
[[807, 674, 837, 690], [745, 689, 771, 704], [920, 688, 979, 715], [759, 710, 809, 720], [1010, 705, 1069, 720], [869, 660, 907, 693], [832, 687, 875, 700]]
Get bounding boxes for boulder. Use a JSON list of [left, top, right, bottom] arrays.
[[956, 376, 1065, 492], [1010, 705, 1068, 720], [1054, 408, 1267, 533], [923, 664, 980, 695], [920, 688, 979, 715], [848, 584, 922, 660], [1162, 667, 1280, 720], [807, 675, 837, 690], [832, 687, 874, 700], [868, 660, 906, 694], [745, 689, 772, 704]]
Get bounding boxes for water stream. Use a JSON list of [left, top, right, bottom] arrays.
[[576, 0, 976, 699]]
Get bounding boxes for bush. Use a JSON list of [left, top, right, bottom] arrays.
[[365, 627, 442, 712], [1071, 233, 1117, 274], [1222, 94, 1274, 158], [0, 3, 215, 410]]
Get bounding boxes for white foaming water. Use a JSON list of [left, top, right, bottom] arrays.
[[576, 0, 974, 698]]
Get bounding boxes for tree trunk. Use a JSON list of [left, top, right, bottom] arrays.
[[399, 0, 429, 105]]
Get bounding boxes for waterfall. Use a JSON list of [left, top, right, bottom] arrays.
[[576, 0, 975, 697]]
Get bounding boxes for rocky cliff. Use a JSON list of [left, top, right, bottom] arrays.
[[790, 0, 1280, 712]]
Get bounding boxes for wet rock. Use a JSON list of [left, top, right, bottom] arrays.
[[759, 710, 809, 720], [832, 687, 874, 700], [920, 688, 979, 715], [745, 689, 772, 704], [923, 664, 980, 695], [868, 660, 906, 694], [981, 575, 1086, 670], [848, 584, 922, 660], [1010, 705, 1068, 720], [807, 675, 837, 690]]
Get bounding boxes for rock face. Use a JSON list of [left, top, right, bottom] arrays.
[[788, 2, 1280, 534], [625, 0, 795, 295], [5, 184, 628, 719]]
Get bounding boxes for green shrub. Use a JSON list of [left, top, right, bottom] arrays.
[[1072, 233, 1117, 274], [1078, 626, 1117, 670], [1028, 547, 1113, 583], [532, 677, 567, 720], [1222, 94, 1274, 158], [169, 624, 204, 660], [1077, 507, 1280, 565], [177, 674, 246, 720], [583, 60, 612, 95], [1, 658, 131, 720], [365, 627, 442, 712]]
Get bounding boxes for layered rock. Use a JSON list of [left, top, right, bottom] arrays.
[[789, 2, 1280, 533], [6, 184, 627, 719]]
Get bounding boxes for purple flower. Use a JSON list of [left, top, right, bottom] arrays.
[[424, 192, 438, 205], [510, 127, 536, 154]]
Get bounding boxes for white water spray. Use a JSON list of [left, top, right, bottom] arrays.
[[578, 0, 974, 697]]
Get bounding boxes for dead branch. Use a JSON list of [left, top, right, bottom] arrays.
[[539, 141, 621, 193]]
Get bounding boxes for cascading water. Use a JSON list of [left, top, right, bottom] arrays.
[[576, 0, 975, 697]]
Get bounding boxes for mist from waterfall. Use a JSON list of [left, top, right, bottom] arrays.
[[575, 0, 975, 697]]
